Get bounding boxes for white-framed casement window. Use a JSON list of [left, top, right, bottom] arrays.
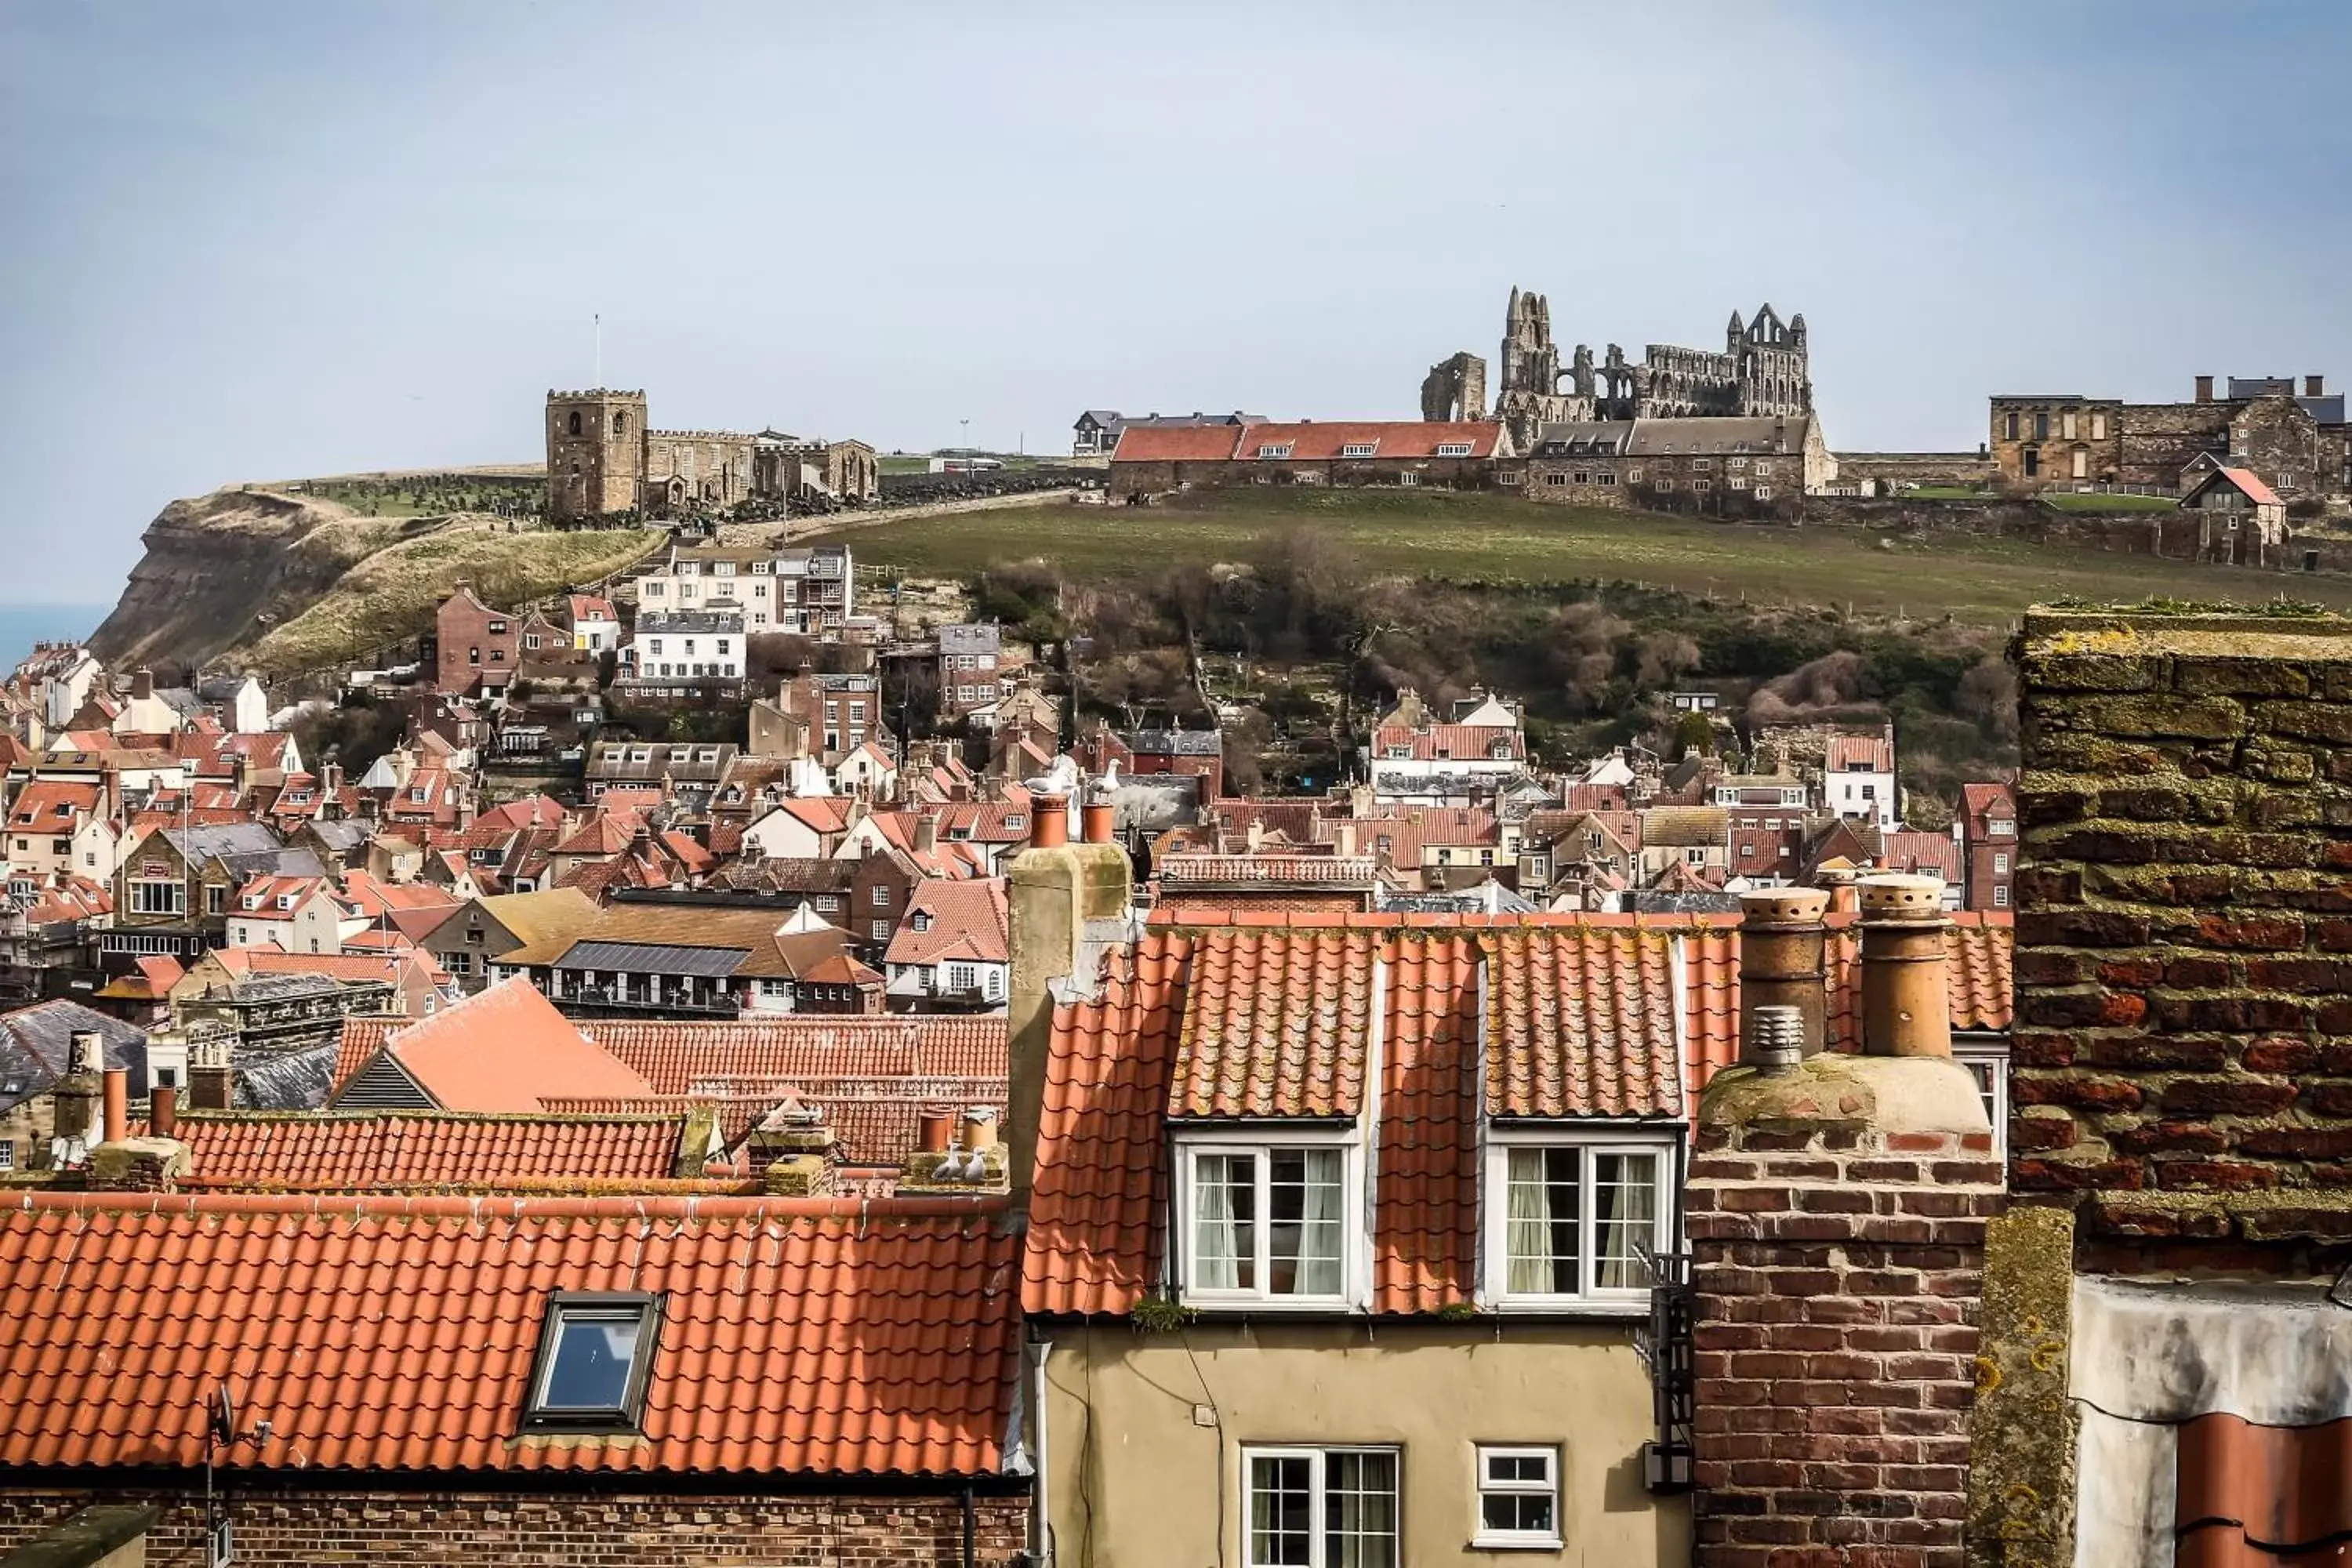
[[1954, 1036, 2009, 1161], [1482, 1131, 1675, 1311], [1473, 1445, 1562, 1549], [1178, 1131, 1359, 1308], [1244, 1446, 1398, 1568]]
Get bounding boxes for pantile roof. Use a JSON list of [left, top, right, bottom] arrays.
[[158, 1109, 688, 1191], [347, 979, 655, 1111], [1170, 927, 1375, 1119], [0, 1192, 1018, 1478], [1158, 852, 1377, 887], [884, 879, 1010, 967], [1109, 424, 1246, 463], [1484, 926, 1685, 1118]]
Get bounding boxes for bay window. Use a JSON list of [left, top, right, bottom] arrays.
[[1245, 1446, 1397, 1568], [1483, 1133, 1673, 1309], [1180, 1137, 1356, 1306]]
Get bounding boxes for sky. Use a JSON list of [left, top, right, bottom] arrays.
[[2, 0, 2349, 602]]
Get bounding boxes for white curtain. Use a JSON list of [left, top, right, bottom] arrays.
[[1195, 1153, 1246, 1290], [1506, 1148, 1559, 1295], [1297, 1149, 1343, 1297], [1595, 1152, 1657, 1290]]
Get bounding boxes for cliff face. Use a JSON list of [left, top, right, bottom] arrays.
[[88, 490, 424, 671], [89, 488, 666, 679]]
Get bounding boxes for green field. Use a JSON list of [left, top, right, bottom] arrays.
[[815, 489, 2352, 623]]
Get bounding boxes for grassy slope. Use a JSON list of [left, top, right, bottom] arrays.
[[817, 489, 2352, 622], [245, 524, 662, 673]]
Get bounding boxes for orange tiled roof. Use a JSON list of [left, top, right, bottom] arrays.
[[361, 979, 655, 1111], [1171, 927, 1376, 1119], [334, 1012, 1009, 1099], [1110, 424, 1244, 463], [160, 1109, 687, 1190], [0, 1192, 1018, 1478], [1025, 908, 2013, 1318], [1485, 926, 1685, 1118]]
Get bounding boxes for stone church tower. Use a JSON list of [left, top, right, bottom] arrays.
[[546, 388, 648, 521]]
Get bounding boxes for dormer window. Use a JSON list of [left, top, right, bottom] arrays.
[[1339, 442, 1377, 459], [1255, 444, 1294, 460], [1434, 441, 1474, 458], [1177, 1131, 1357, 1308], [522, 1293, 662, 1431], [1989, 818, 2014, 837], [1481, 1131, 1672, 1312]]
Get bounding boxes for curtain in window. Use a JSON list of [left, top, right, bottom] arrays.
[[1195, 1153, 1250, 1290], [1508, 1148, 1582, 1294], [1595, 1152, 1658, 1290], [1325, 1450, 1398, 1568], [1296, 1149, 1343, 1296]]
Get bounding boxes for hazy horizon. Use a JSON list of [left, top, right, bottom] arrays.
[[4, 0, 2350, 599]]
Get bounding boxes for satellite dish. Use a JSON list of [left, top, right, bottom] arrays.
[[211, 1385, 236, 1446]]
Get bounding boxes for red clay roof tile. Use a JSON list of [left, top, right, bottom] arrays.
[[158, 1109, 687, 1190], [1484, 927, 1686, 1120], [0, 1192, 1016, 1479], [1171, 928, 1375, 1119]]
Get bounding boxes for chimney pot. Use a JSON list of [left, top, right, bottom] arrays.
[[960, 1105, 1000, 1153], [69, 1030, 104, 1075], [918, 1107, 955, 1154], [1081, 800, 1116, 844], [151, 1084, 178, 1138], [1857, 873, 1953, 1059], [1736, 887, 1830, 1062], [1750, 1005, 1805, 1073], [1029, 794, 1069, 849], [101, 1068, 129, 1145]]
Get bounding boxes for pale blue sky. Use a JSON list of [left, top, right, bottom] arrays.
[[3, 0, 2348, 600]]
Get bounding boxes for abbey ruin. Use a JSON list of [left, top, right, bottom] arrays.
[[1426, 288, 1817, 449]]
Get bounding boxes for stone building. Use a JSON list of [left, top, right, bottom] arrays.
[[1475, 288, 1816, 450], [1520, 414, 1838, 514], [544, 390, 877, 523], [1988, 373, 2350, 498]]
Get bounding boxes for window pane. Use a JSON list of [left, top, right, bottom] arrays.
[[1250, 1455, 1312, 1567], [1325, 1450, 1398, 1568], [1595, 1152, 1660, 1290], [1269, 1148, 1343, 1295], [1195, 1153, 1257, 1291], [539, 1308, 643, 1410], [1482, 1490, 1555, 1535], [1506, 1147, 1581, 1294]]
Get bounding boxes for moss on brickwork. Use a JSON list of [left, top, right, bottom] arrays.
[[1968, 1205, 2075, 1568]]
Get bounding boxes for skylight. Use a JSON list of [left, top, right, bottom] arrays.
[[524, 1293, 662, 1431]]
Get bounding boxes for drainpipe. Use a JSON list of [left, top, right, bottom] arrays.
[[962, 1483, 975, 1568], [1031, 1338, 1054, 1567]]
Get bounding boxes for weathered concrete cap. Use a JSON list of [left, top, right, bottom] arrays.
[[1858, 873, 1945, 920], [0, 1504, 158, 1568], [1737, 887, 1830, 928], [1697, 1054, 1990, 1134]]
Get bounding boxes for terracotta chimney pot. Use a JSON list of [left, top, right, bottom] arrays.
[[1029, 794, 1069, 849], [1737, 887, 1830, 1062], [101, 1068, 129, 1145], [151, 1084, 178, 1138], [1857, 873, 1952, 1059]]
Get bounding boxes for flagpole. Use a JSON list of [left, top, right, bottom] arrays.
[[594, 314, 602, 388]]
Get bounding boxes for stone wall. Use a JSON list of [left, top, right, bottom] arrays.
[[2013, 608, 2352, 1270], [0, 1490, 1026, 1568], [1833, 452, 2000, 489], [2114, 400, 2234, 487]]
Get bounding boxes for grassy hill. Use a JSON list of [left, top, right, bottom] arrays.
[[819, 488, 2352, 625]]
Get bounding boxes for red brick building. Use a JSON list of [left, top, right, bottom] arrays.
[[432, 582, 520, 696], [0, 1189, 1028, 1564], [1958, 780, 2016, 912]]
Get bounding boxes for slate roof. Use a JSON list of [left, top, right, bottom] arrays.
[[0, 1192, 1019, 1479], [158, 1109, 688, 1190], [0, 1001, 148, 1108]]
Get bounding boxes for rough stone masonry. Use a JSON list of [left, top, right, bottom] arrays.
[[2012, 606, 2352, 1265]]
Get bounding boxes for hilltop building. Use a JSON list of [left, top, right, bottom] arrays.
[[1987, 372, 2351, 498], [545, 390, 878, 523]]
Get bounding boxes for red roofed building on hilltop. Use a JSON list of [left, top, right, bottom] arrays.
[[1109, 418, 1514, 499]]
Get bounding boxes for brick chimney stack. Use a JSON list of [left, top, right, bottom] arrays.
[[2194, 373, 2216, 403], [45, 1031, 106, 1166], [187, 1033, 234, 1112], [1687, 874, 1999, 1567], [2308, 373, 2326, 397]]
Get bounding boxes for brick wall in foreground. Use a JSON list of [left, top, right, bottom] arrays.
[[2015, 609, 2352, 1269], [0, 1489, 1026, 1568], [1687, 1119, 2002, 1568]]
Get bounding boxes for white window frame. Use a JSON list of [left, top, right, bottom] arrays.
[[1339, 442, 1377, 459], [1472, 1444, 1563, 1550], [1479, 1127, 1677, 1314], [1954, 1036, 2009, 1160], [1240, 1444, 1399, 1568], [1435, 441, 1473, 457], [1175, 1127, 1363, 1312]]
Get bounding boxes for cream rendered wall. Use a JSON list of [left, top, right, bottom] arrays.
[[1039, 1320, 1689, 1568]]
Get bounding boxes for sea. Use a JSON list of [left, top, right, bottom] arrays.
[[0, 604, 111, 670]]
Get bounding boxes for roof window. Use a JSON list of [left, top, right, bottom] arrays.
[[523, 1292, 662, 1431]]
